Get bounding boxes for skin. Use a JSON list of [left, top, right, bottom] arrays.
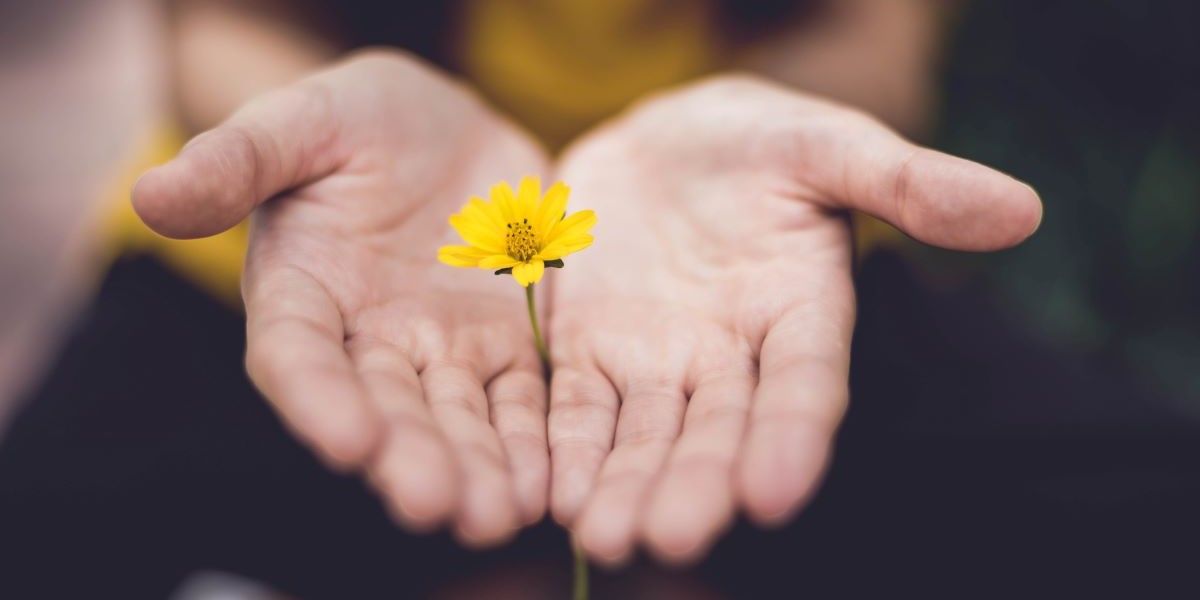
[[132, 54, 1042, 562], [133, 50, 553, 547], [546, 75, 1042, 565]]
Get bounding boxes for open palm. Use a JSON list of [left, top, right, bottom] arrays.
[[546, 76, 1043, 564], [134, 51, 551, 545]]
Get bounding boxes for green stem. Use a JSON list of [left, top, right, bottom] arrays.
[[573, 538, 589, 600], [525, 284, 550, 371], [523, 284, 588, 600]]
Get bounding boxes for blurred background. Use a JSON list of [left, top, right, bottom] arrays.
[[1, 0, 1198, 597]]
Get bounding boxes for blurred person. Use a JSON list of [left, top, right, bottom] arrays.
[[132, 0, 1043, 561], [0, 0, 166, 435], [2, 1, 1198, 598]]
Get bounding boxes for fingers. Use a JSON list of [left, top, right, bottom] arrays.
[[574, 379, 686, 566], [421, 360, 521, 547], [737, 284, 855, 526], [243, 266, 381, 470], [800, 112, 1042, 251], [642, 368, 755, 564], [487, 367, 550, 525], [348, 341, 459, 531], [132, 82, 344, 239], [547, 367, 620, 526]]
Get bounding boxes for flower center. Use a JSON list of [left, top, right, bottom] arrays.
[[506, 218, 538, 261]]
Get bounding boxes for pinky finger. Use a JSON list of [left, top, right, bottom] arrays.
[[244, 265, 382, 470], [737, 295, 852, 525]]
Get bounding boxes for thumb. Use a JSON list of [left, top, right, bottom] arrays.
[[802, 113, 1043, 252], [132, 85, 343, 239]]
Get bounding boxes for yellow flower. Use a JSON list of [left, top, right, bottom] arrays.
[[438, 176, 596, 287]]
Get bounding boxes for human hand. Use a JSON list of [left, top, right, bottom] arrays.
[[546, 75, 1042, 564], [133, 50, 551, 546]]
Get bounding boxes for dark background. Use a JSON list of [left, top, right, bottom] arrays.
[[2, 1, 1199, 597]]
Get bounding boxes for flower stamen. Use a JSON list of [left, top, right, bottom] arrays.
[[437, 176, 594, 287], [506, 218, 538, 261]]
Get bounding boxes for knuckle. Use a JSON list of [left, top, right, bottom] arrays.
[[500, 428, 545, 448], [688, 71, 773, 97], [890, 147, 923, 231], [490, 386, 541, 413], [549, 435, 609, 457], [216, 124, 263, 191], [459, 439, 508, 470], [669, 453, 735, 476], [343, 46, 421, 73], [688, 403, 749, 426], [615, 425, 677, 447]]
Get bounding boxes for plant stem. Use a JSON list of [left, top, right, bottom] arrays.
[[525, 284, 550, 371], [523, 284, 588, 600], [573, 538, 589, 600]]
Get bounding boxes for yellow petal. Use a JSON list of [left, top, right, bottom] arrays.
[[511, 259, 545, 287], [449, 214, 505, 253], [537, 234, 593, 260], [479, 254, 520, 269], [548, 210, 596, 242], [516, 175, 541, 220], [438, 245, 492, 267], [535, 182, 570, 244], [491, 181, 517, 222], [464, 196, 504, 230]]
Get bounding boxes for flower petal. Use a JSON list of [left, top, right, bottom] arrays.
[[438, 245, 492, 267], [516, 175, 541, 220], [449, 214, 505, 253], [464, 196, 504, 230], [491, 181, 517, 222], [535, 182, 570, 244], [511, 258, 545, 287], [479, 254, 520, 269], [548, 209, 597, 242], [536, 234, 593, 260]]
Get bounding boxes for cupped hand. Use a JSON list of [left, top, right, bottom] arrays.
[[133, 50, 551, 546], [546, 75, 1042, 565]]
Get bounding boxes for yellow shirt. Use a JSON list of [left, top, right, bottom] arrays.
[[104, 0, 897, 307]]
